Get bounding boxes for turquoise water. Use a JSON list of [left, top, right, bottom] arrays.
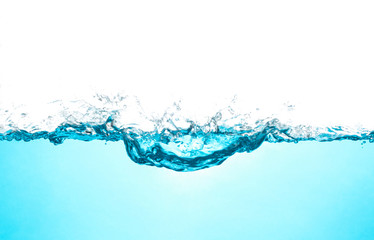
[[2, 96, 373, 172], [2, 0, 374, 238], [1, 140, 374, 239]]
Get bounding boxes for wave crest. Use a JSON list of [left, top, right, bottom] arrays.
[[1, 95, 373, 171]]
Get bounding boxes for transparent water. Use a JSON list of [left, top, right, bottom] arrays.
[[1, 140, 374, 239], [1, 93, 374, 239], [1, 0, 374, 238]]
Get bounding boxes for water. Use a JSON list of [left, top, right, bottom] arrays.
[[1, 93, 374, 239], [2, 0, 374, 238], [1, 96, 374, 239], [1, 95, 374, 171], [1, 140, 374, 239]]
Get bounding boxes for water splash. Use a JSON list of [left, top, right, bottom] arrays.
[[1, 94, 373, 171]]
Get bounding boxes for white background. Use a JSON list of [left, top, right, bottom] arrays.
[[1, 0, 373, 126]]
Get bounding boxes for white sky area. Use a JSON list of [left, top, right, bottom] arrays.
[[1, 0, 374, 127]]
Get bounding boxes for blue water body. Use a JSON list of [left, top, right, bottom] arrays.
[[2, 96, 374, 171], [1, 140, 374, 239], [2, 115, 374, 171]]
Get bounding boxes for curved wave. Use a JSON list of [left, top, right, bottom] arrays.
[[1, 95, 373, 171]]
